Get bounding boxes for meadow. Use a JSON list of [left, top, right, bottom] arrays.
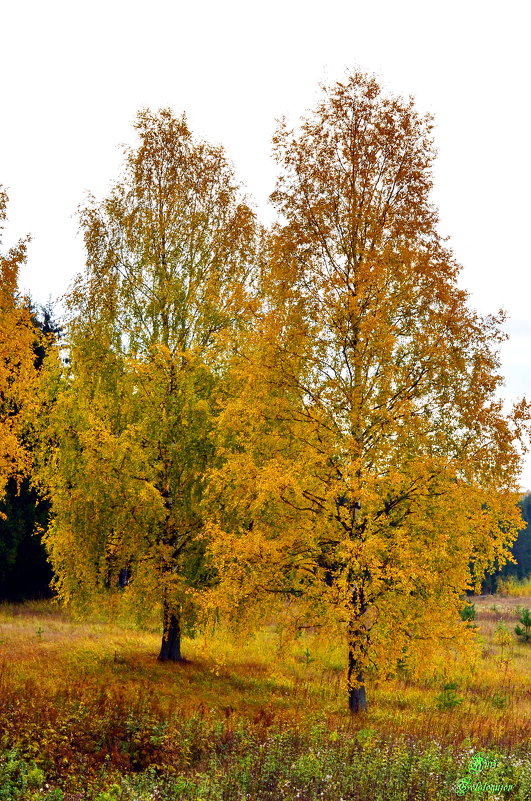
[[0, 593, 530, 800]]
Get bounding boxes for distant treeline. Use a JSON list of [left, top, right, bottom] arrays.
[[480, 493, 531, 593]]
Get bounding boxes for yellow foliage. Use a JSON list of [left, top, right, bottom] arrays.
[[34, 111, 258, 658], [202, 73, 529, 712], [0, 187, 38, 501]]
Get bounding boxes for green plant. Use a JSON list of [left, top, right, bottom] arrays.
[[459, 602, 476, 623], [0, 751, 60, 801], [490, 692, 508, 710], [514, 607, 531, 642], [95, 785, 121, 801], [26, 765, 45, 787], [436, 682, 463, 710]]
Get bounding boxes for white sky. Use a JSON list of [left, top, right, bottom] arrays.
[[2, 0, 531, 486]]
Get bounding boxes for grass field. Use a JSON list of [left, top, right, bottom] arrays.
[[0, 595, 529, 800]]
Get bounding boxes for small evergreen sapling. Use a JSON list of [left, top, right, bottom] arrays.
[[514, 607, 531, 642], [459, 602, 477, 623], [436, 682, 463, 710]]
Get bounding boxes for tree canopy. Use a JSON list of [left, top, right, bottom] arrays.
[[201, 73, 529, 712], [36, 110, 258, 659], [0, 188, 38, 502]]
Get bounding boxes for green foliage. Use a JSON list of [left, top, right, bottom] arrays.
[[94, 785, 121, 801], [459, 602, 476, 622], [513, 494, 531, 578], [0, 477, 53, 602], [494, 622, 513, 654], [1, 598, 530, 799], [514, 607, 531, 642], [0, 751, 61, 800], [491, 692, 508, 710], [2, 736, 524, 801], [436, 682, 463, 710]]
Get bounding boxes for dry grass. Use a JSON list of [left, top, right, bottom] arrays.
[[0, 595, 529, 798]]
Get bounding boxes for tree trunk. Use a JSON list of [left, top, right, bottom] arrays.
[[348, 645, 367, 713], [158, 603, 183, 662], [347, 607, 368, 713]]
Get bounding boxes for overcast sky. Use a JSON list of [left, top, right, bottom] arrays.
[[2, 0, 530, 486]]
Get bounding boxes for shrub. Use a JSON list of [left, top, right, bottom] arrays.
[[0, 751, 62, 801]]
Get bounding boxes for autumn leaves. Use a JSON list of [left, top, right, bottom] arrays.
[[5, 73, 528, 712], [0, 189, 39, 505]]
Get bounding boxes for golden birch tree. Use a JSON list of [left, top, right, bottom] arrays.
[[0, 188, 38, 501], [37, 110, 257, 660], [203, 74, 529, 711]]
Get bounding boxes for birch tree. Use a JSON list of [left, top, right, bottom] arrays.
[[38, 110, 257, 660], [204, 74, 529, 711]]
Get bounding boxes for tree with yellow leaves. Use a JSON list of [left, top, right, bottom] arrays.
[[0, 188, 38, 501], [203, 74, 529, 712], [37, 110, 258, 660]]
